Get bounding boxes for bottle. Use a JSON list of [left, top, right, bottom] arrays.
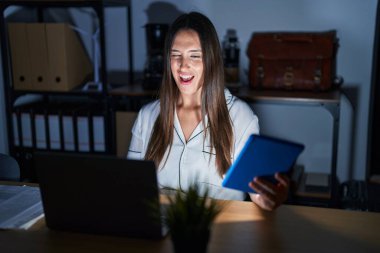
[[223, 29, 240, 84]]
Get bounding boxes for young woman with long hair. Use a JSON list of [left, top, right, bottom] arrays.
[[128, 12, 289, 211]]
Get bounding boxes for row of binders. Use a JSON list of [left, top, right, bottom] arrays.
[[12, 101, 107, 153]]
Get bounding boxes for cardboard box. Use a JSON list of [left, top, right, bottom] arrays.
[[116, 111, 137, 157], [8, 23, 93, 91]]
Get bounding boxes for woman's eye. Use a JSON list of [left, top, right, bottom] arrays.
[[171, 54, 181, 58], [191, 55, 201, 59]]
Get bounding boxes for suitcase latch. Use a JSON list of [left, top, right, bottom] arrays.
[[283, 67, 294, 87]]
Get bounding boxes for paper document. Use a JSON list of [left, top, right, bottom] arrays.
[[0, 185, 44, 230]]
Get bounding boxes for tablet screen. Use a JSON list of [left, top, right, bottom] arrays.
[[222, 134, 304, 193]]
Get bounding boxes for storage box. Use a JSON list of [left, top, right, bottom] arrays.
[[8, 23, 92, 91]]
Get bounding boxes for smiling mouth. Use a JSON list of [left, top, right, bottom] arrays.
[[179, 74, 194, 83]]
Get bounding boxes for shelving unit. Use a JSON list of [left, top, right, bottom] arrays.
[[233, 86, 341, 207], [0, 0, 133, 181]]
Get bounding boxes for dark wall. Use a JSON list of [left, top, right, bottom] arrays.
[[369, 1, 380, 177]]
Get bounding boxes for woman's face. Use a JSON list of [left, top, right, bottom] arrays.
[[170, 29, 204, 99]]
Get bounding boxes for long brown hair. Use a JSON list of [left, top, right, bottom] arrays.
[[145, 12, 233, 177]]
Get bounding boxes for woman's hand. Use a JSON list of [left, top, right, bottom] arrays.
[[248, 173, 290, 211]]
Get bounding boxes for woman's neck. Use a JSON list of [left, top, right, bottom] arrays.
[[177, 93, 202, 109], [176, 93, 202, 142]]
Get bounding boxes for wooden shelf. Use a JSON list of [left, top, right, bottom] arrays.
[[231, 86, 341, 105]]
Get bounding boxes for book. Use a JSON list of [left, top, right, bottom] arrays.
[[0, 185, 44, 230]]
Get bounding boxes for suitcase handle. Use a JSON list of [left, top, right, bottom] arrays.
[[274, 35, 313, 43]]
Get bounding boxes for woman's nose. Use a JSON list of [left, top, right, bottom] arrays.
[[179, 57, 190, 69]]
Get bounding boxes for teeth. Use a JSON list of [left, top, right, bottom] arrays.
[[180, 74, 193, 81]]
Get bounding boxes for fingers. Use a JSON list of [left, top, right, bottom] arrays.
[[249, 192, 276, 211], [275, 173, 290, 187], [249, 173, 290, 211], [251, 177, 276, 195], [249, 179, 277, 210]]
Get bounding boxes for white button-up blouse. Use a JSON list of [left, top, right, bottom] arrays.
[[127, 89, 259, 200]]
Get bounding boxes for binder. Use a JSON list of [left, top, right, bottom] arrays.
[[41, 101, 64, 151], [8, 23, 32, 90], [60, 103, 85, 152], [62, 115, 75, 151], [33, 104, 48, 150], [14, 102, 42, 148], [48, 114, 61, 150], [73, 103, 107, 153], [20, 112, 33, 148], [17, 101, 50, 150], [34, 114, 47, 149], [92, 115, 105, 152], [12, 112, 20, 146], [46, 102, 86, 151], [76, 116, 90, 152], [75, 106, 91, 152], [90, 104, 108, 153]]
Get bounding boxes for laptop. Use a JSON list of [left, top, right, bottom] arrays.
[[34, 151, 167, 239]]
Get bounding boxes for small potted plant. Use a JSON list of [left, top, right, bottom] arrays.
[[164, 184, 223, 253]]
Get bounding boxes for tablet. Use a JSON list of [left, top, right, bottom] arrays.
[[222, 134, 304, 193]]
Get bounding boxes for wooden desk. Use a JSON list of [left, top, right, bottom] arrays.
[[1, 200, 379, 253]]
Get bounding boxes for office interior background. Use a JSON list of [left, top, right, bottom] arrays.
[[0, 0, 378, 184]]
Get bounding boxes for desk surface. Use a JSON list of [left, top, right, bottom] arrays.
[[1, 199, 379, 253]]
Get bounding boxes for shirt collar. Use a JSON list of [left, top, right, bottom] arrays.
[[173, 88, 235, 144], [224, 88, 234, 110]]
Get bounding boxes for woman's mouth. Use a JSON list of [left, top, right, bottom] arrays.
[[179, 74, 194, 84]]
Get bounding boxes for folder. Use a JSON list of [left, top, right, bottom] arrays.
[[27, 23, 51, 91], [45, 23, 93, 91], [8, 22, 92, 92], [8, 23, 32, 90]]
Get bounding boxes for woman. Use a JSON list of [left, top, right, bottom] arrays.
[[128, 12, 289, 211]]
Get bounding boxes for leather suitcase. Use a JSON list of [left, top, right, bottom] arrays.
[[247, 31, 339, 91]]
